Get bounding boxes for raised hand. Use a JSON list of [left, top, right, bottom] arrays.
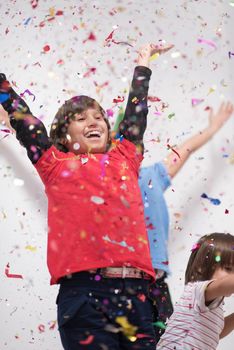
[[136, 42, 174, 68], [208, 102, 234, 133]]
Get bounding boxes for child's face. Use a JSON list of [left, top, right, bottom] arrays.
[[65, 108, 109, 154]]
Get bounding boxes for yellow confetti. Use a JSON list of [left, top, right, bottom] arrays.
[[25, 245, 37, 252], [149, 53, 160, 61], [115, 316, 138, 338]]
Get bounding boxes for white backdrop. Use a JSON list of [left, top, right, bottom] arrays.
[[0, 1, 234, 349]]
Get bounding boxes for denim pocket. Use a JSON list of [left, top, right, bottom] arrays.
[[57, 290, 87, 328]]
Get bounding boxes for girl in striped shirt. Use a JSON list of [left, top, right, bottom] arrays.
[[157, 232, 234, 350]]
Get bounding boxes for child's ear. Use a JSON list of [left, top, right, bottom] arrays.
[[60, 134, 71, 145]]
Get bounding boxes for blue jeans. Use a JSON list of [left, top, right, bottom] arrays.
[[57, 271, 156, 350]]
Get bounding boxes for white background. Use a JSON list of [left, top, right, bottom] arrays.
[[0, 0, 234, 349]]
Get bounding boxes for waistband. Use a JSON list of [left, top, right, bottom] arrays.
[[60, 267, 151, 283]]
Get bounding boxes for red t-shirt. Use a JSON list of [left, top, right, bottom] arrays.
[[35, 138, 155, 284]]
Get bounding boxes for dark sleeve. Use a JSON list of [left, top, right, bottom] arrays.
[[0, 74, 52, 164], [118, 66, 152, 153]]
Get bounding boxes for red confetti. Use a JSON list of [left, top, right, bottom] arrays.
[[83, 32, 96, 44], [148, 96, 161, 102], [57, 59, 64, 65], [167, 144, 181, 159], [79, 335, 94, 345], [225, 209, 229, 214], [113, 96, 125, 104], [56, 10, 63, 16], [43, 45, 50, 52], [137, 293, 146, 302], [5, 263, 23, 279]]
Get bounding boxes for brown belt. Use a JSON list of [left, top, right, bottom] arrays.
[[87, 267, 151, 279]]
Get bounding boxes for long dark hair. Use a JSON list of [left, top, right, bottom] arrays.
[[185, 233, 234, 284], [49, 95, 111, 152]]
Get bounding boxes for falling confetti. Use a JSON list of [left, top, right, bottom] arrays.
[[167, 144, 181, 159], [191, 98, 204, 107], [20, 89, 36, 101], [197, 38, 217, 49], [79, 335, 94, 345], [5, 263, 23, 279], [201, 193, 221, 205]]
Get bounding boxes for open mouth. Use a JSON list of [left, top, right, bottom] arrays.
[[85, 130, 101, 138]]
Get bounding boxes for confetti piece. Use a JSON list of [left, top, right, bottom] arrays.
[[91, 196, 105, 205], [83, 67, 96, 78], [43, 45, 50, 53], [24, 18, 32, 26], [167, 144, 181, 159], [168, 113, 175, 119], [191, 98, 204, 107], [113, 96, 125, 104], [104, 28, 133, 47], [191, 243, 200, 252], [149, 53, 159, 61], [48, 320, 57, 330], [20, 89, 36, 101], [215, 255, 221, 262], [197, 38, 217, 49], [225, 209, 229, 214], [102, 235, 135, 252], [201, 193, 221, 205], [83, 32, 96, 44], [148, 96, 161, 102], [228, 51, 234, 59], [38, 324, 45, 333], [79, 335, 94, 345], [25, 245, 37, 252], [31, 0, 39, 9], [5, 263, 23, 279], [153, 321, 166, 329], [115, 316, 138, 337]]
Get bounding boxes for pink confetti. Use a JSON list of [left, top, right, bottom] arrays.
[[83, 67, 96, 78], [5, 263, 23, 279], [31, 0, 39, 9], [197, 38, 217, 49], [79, 335, 94, 345], [191, 98, 204, 107], [106, 108, 114, 118], [38, 324, 45, 333]]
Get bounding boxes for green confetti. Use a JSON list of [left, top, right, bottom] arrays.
[[153, 321, 166, 329], [168, 113, 175, 119]]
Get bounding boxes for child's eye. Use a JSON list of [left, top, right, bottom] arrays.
[[95, 115, 102, 120]]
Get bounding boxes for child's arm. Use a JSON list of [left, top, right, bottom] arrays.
[[0, 73, 51, 163], [163, 102, 234, 178], [220, 313, 234, 338], [118, 43, 173, 153]]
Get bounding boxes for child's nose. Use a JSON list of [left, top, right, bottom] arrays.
[[87, 116, 98, 127]]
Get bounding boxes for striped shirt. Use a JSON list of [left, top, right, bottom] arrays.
[[156, 280, 224, 350]]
